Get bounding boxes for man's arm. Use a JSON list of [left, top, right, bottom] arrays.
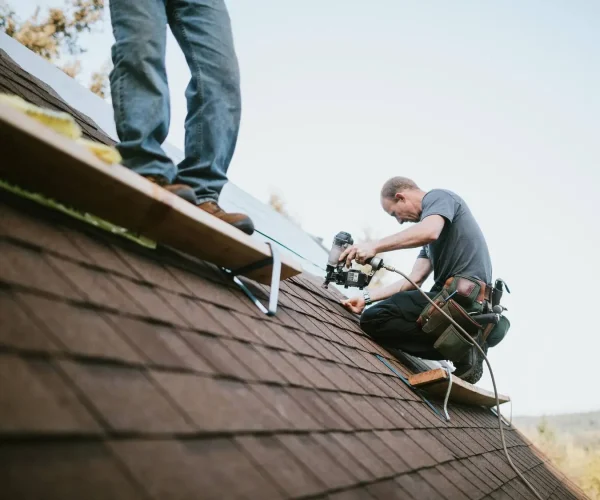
[[341, 215, 445, 267], [376, 215, 445, 253], [369, 257, 433, 301], [341, 257, 433, 314]]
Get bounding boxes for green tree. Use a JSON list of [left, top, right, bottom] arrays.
[[0, 0, 109, 97]]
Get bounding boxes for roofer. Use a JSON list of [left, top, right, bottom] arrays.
[[109, 0, 254, 235], [340, 177, 509, 383]]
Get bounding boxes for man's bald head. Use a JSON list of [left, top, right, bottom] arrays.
[[380, 177, 426, 225], [380, 176, 420, 199]]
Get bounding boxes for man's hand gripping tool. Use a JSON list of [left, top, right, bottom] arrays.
[[322, 231, 383, 289]]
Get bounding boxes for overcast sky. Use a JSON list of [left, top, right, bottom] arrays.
[[10, 0, 600, 416]]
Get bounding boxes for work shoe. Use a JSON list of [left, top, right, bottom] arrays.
[[144, 175, 197, 205], [198, 201, 255, 235], [453, 342, 488, 384]]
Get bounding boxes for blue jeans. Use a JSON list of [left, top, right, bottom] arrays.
[[109, 0, 241, 203]]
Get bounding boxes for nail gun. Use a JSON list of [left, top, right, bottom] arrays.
[[322, 231, 384, 289]]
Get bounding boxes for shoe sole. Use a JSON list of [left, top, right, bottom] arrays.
[[455, 344, 488, 384]]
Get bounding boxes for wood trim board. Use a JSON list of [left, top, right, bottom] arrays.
[[0, 103, 302, 284], [409, 368, 510, 407]]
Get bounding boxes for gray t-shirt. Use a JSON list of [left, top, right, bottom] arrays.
[[418, 189, 492, 286]]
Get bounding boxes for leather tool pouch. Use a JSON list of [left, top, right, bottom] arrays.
[[418, 277, 483, 362], [434, 324, 472, 360], [443, 275, 485, 311]]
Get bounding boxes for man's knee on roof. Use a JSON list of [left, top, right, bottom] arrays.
[[359, 304, 382, 337]]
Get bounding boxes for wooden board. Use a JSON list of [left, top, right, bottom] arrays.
[[409, 368, 510, 407], [0, 103, 302, 284]]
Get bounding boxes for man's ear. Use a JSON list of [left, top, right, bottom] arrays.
[[394, 192, 405, 202]]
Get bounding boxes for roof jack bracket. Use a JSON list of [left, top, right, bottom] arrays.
[[222, 242, 281, 316]]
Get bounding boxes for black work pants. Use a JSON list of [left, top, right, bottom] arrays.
[[360, 290, 444, 360]]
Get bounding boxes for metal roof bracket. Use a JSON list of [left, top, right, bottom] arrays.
[[222, 242, 281, 316]]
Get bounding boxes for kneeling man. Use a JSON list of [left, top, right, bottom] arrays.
[[341, 176, 507, 383]]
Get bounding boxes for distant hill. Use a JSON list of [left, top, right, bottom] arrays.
[[514, 410, 600, 448], [513, 411, 600, 498], [514, 411, 600, 435]]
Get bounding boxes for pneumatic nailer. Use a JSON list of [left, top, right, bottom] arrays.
[[322, 231, 383, 289]]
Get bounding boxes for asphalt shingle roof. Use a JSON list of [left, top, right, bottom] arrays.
[[0, 46, 588, 500]]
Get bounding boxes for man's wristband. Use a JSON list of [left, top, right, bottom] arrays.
[[363, 289, 373, 305]]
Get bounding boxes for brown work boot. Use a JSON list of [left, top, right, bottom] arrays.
[[144, 175, 197, 205], [198, 201, 255, 235]]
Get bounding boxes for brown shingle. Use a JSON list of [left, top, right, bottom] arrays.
[[235, 312, 292, 350], [151, 371, 286, 432], [111, 438, 284, 500], [0, 441, 144, 500], [277, 433, 357, 490], [0, 354, 100, 434], [252, 345, 314, 386], [45, 257, 147, 315], [158, 292, 230, 335], [308, 358, 359, 392], [0, 241, 81, 299], [219, 338, 286, 383], [180, 333, 255, 379], [0, 289, 59, 351], [376, 430, 437, 470], [236, 435, 325, 497], [0, 204, 87, 260], [312, 431, 375, 483], [59, 360, 192, 433], [115, 317, 214, 372], [324, 392, 372, 429], [437, 463, 484, 500], [418, 468, 468, 500], [465, 456, 504, 489], [329, 432, 394, 480], [361, 398, 408, 430], [340, 394, 394, 430], [429, 429, 471, 459], [447, 428, 487, 455], [201, 302, 259, 341], [112, 277, 186, 326], [406, 429, 456, 463], [367, 480, 414, 499], [447, 460, 492, 495], [395, 473, 447, 500], [116, 252, 191, 294], [338, 365, 387, 396], [280, 352, 335, 389], [267, 321, 320, 356], [328, 487, 378, 500], [20, 295, 143, 363], [356, 431, 412, 475], [65, 231, 138, 278], [252, 384, 320, 430], [286, 387, 354, 431]]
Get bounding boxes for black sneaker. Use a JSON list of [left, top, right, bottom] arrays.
[[453, 342, 488, 384]]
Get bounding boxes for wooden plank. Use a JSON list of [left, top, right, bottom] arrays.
[[0, 103, 302, 284], [409, 368, 510, 407]]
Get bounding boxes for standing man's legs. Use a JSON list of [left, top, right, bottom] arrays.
[[168, 0, 253, 233], [109, 0, 196, 203]]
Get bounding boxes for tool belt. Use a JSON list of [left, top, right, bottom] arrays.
[[417, 275, 490, 362]]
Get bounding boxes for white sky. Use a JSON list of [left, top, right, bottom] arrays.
[[10, 0, 600, 416]]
